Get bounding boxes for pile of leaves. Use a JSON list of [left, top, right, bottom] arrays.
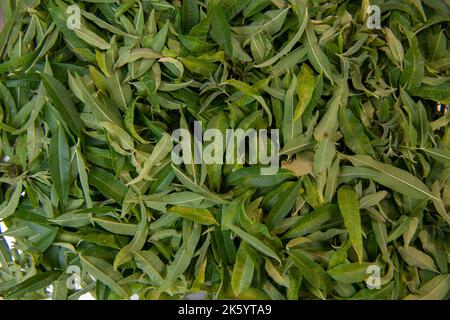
[[0, 0, 449, 300]]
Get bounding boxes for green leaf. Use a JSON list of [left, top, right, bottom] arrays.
[[328, 262, 382, 284], [305, 23, 334, 83], [74, 73, 123, 127], [343, 155, 437, 201], [156, 222, 201, 296], [182, 0, 199, 32], [289, 250, 331, 299], [74, 26, 111, 50], [285, 204, 338, 238], [294, 64, 315, 121], [172, 164, 228, 204], [113, 204, 148, 270], [4, 271, 63, 299], [0, 181, 22, 219], [412, 83, 450, 102], [80, 255, 129, 298], [314, 78, 347, 140], [228, 225, 280, 263], [167, 206, 217, 225], [75, 145, 93, 208], [49, 126, 70, 207], [399, 37, 424, 92], [398, 246, 439, 273], [231, 243, 254, 296], [128, 133, 172, 185], [339, 107, 374, 156], [337, 186, 363, 262], [91, 216, 138, 236], [51, 211, 92, 227], [210, 2, 232, 57], [422, 148, 450, 166], [313, 137, 336, 174], [267, 180, 302, 228], [134, 250, 164, 284], [384, 28, 404, 68], [254, 5, 308, 68], [88, 167, 128, 204], [404, 275, 449, 300], [40, 72, 84, 137]]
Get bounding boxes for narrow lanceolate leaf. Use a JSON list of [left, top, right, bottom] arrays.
[[313, 138, 336, 174], [134, 250, 164, 284], [384, 28, 404, 68], [231, 243, 254, 296], [399, 38, 424, 91], [125, 99, 150, 144], [285, 204, 338, 238], [182, 0, 199, 32], [80, 255, 129, 298], [171, 164, 228, 204], [49, 126, 70, 207], [75, 146, 92, 208], [294, 64, 315, 121], [282, 74, 299, 144], [128, 133, 172, 185], [416, 102, 428, 148], [167, 206, 217, 225], [398, 246, 439, 273], [5, 271, 63, 299], [337, 187, 363, 262], [106, 71, 132, 112], [0, 181, 22, 219], [344, 155, 438, 201], [81, 10, 137, 39], [404, 275, 449, 300], [371, 219, 389, 262], [91, 216, 138, 236], [339, 108, 374, 156], [324, 157, 340, 203], [305, 23, 334, 82], [430, 181, 450, 226], [210, 3, 232, 57], [40, 73, 84, 137], [156, 222, 201, 296], [113, 205, 148, 270], [254, 5, 308, 68], [412, 83, 450, 102], [289, 250, 331, 299], [267, 180, 302, 228], [74, 73, 123, 127], [422, 148, 450, 166], [228, 225, 280, 263], [74, 27, 111, 50], [314, 78, 347, 140], [328, 262, 382, 284], [51, 211, 92, 228], [88, 167, 128, 204]]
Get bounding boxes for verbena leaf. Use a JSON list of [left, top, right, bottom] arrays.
[[337, 186, 363, 262], [49, 126, 70, 207]]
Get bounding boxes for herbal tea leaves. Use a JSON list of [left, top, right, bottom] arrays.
[[0, 0, 449, 301]]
